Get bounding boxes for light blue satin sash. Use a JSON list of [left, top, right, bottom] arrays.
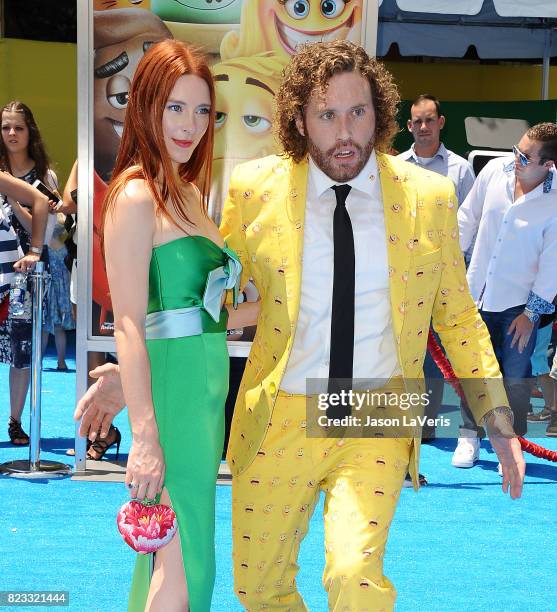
[[145, 245, 242, 340], [145, 306, 204, 340]]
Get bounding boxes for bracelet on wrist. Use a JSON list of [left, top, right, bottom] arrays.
[[28, 246, 42, 256], [523, 308, 540, 323], [480, 406, 515, 429]]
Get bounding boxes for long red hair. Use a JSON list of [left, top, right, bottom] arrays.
[[101, 39, 215, 248]]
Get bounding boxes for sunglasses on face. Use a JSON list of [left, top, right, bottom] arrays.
[[512, 144, 544, 167]]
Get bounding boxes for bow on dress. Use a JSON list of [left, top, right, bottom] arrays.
[[202, 246, 242, 323]]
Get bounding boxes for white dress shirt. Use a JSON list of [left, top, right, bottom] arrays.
[[398, 143, 475, 205], [280, 151, 400, 394], [458, 156, 557, 312]]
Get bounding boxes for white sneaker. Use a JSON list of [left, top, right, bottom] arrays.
[[451, 435, 480, 468]]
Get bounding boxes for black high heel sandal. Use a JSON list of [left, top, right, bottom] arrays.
[[8, 417, 29, 446], [86, 425, 121, 461]]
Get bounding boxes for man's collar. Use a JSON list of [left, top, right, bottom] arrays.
[[503, 158, 515, 173], [434, 142, 448, 160], [403, 142, 446, 162], [308, 149, 379, 199], [543, 170, 554, 193], [504, 158, 556, 194]]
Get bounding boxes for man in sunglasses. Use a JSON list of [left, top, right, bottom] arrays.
[[458, 122, 557, 441]]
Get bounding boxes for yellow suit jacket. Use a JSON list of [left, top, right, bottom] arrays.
[[220, 152, 508, 482]]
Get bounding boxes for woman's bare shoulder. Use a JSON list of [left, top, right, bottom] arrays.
[[114, 177, 155, 213]]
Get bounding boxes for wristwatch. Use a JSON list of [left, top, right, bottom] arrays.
[[523, 308, 540, 323], [28, 246, 42, 256]]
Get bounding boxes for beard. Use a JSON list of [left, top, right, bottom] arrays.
[[307, 136, 374, 183]]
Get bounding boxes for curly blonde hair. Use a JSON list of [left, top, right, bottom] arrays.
[[527, 122, 557, 163], [275, 40, 400, 162]]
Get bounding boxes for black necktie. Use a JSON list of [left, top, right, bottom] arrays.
[[327, 184, 354, 419]]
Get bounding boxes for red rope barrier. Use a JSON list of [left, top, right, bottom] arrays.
[[427, 331, 557, 462]]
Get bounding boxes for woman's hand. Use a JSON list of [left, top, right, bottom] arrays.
[[126, 436, 165, 501], [48, 198, 61, 213], [14, 252, 40, 273]]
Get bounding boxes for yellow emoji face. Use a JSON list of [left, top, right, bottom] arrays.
[[213, 59, 282, 163], [209, 54, 286, 224], [221, 0, 363, 60], [272, 0, 361, 55]]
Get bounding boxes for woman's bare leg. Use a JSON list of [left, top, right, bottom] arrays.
[[9, 366, 30, 423], [54, 327, 67, 369], [144, 488, 189, 612]]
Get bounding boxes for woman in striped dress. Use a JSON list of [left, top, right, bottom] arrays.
[[0, 101, 52, 445]]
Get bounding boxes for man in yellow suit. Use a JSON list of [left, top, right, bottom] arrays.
[[77, 41, 525, 611]]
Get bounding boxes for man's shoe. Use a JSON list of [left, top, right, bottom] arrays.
[[527, 407, 552, 422], [452, 434, 480, 468], [403, 472, 427, 488], [545, 411, 557, 437]]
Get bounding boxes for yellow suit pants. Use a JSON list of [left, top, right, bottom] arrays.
[[232, 392, 412, 611]]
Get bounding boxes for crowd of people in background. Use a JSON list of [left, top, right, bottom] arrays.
[[399, 94, 557, 478], [398, 97, 557, 479]]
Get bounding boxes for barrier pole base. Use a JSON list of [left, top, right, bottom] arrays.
[[0, 459, 72, 478]]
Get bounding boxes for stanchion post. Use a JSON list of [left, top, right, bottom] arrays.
[[29, 261, 45, 471], [0, 262, 71, 478]]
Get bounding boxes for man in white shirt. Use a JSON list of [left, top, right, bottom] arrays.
[[398, 95, 477, 468], [458, 123, 557, 455], [398, 94, 475, 205]]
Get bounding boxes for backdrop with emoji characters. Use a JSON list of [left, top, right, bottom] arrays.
[[86, 0, 378, 342]]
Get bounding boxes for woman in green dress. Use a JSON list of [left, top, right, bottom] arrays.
[[102, 40, 258, 612]]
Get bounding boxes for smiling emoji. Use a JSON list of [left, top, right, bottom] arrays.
[[221, 0, 363, 61]]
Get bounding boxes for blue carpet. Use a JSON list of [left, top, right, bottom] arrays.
[[2, 351, 557, 611]]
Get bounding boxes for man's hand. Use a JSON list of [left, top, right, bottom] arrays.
[[485, 408, 525, 499], [507, 313, 534, 353], [74, 363, 125, 441]]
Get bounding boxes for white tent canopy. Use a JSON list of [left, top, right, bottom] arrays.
[[378, 0, 557, 18], [377, 0, 557, 97]]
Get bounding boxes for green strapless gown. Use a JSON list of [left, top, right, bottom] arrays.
[[128, 235, 241, 612]]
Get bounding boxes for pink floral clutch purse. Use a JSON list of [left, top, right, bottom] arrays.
[[117, 500, 177, 554]]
